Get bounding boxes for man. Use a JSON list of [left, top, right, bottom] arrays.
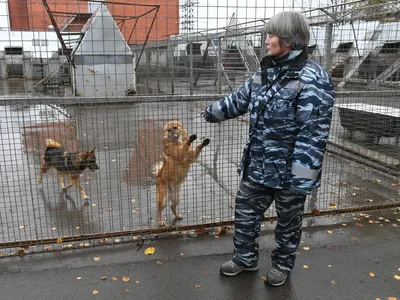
[[202, 11, 335, 287]]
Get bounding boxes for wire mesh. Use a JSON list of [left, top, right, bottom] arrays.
[[0, 0, 400, 255]]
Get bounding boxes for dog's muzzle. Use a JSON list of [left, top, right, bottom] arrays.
[[89, 163, 100, 171], [169, 133, 179, 140]]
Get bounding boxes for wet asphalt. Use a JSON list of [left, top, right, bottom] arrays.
[[0, 211, 399, 300]]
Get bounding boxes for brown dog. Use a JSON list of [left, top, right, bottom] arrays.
[[37, 139, 99, 203], [156, 121, 210, 226]]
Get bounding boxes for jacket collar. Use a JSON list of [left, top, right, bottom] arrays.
[[260, 50, 308, 84]]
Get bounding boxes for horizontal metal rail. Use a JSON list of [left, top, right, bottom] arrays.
[[2, 90, 400, 106], [1, 201, 399, 250]]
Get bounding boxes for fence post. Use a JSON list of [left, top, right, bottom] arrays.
[[168, 42, 175, 94], [324, 21, 333, 72], [189, 42, 194, 95], [218, 37, 222, 94]]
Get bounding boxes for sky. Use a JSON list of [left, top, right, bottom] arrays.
[[184, 0, 331, 33]]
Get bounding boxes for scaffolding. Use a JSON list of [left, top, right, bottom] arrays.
[[32, 0, 160, 95]]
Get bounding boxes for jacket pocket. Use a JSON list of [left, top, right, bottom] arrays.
[[265, 93, 297, 121], [262, 146, 289, 187]]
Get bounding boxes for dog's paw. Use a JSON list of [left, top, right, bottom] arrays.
[[189, 134, 197, 142], [202, 138, 211, 147], [82, 198, 90, 207], [158, 221, 166, 227]]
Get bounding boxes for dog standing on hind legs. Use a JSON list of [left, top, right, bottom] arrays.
[[37, 139, 99, 205], [156, 120, 210, 226]]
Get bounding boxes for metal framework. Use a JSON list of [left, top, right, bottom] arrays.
[[1, 1, 400, 256], [39, 0, 160, 83]]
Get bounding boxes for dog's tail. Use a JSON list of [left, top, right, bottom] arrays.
[[45, 138, 62, 149]]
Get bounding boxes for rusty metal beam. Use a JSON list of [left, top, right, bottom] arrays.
[[135, 6, 160, 70], [41, 0, 75, 68]]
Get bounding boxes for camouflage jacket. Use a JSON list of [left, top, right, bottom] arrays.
[[203, 50, 335, 195]]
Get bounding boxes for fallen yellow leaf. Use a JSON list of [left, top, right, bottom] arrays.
[[331, 280, 337, 287], [135, 280, 140, 284], [370, 272, 375, 277], [112, 277, 118, 281], [122, 276, 130, 282], [375, 179, 381, 183], [101, 276, 107, 280], [92, 290, 98, 295], [369, 220, 374, 224], [51, 227, 57, 231], [77, 277, 82, 280], [259, 276, 266, 281], [19, 225, 25, 229], [327, 230, 333, 234], [180, 253, 184, 256], [303, 247, 310, 251], [57, 237, 63, 243], [92, 203, 97, 207], [144, 247, 155, 255], [303, 265, 309, 269], [388, 297, 397, 300], [394, 274, 400, 280], [157, 260, 163, 264], [328, 265, 332, 268], [194, 284, 201, 288], [93, 257, 101, 261], [195, 228, 206, 235], [215, 227, 224, 235]]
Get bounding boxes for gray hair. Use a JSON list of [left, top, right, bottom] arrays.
[[264, 11, 310, 50]]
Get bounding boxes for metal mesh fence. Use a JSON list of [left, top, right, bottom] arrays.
[[0, 0, 400, 254]]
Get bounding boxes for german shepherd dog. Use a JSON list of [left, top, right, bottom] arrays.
[[156, 121, 210, 226], [37, 139, 99, 203]]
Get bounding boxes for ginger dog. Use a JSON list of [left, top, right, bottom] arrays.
[[156, 121, 210, 226]]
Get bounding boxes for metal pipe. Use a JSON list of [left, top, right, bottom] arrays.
[[324, 21, 333, 72], [189, 42, 194, 95]]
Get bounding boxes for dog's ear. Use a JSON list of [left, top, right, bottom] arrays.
[[89, 149, 96, 154]]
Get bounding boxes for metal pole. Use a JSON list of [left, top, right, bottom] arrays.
[[167, 43, 175, 94], [189, 42, 194, 95], [324, 21, 333, 72], [218, 37, 222, 94]]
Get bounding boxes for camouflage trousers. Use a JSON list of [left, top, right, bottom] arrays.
[[232, 178, 306, 272]]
